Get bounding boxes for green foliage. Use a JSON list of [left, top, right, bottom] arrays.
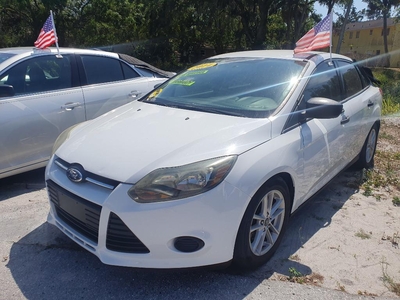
[[289, 267, 303, 278], [373, 68, 400, 115]]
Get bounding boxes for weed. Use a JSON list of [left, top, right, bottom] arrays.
[[289, 267, 303, 278], [363, 185, 373, 197], [355, 229, 372, 240], [357, 290, 378, 296], [381, 259, 400, 296], [382, 232, 399, 248], [382, 95, 400, 115], [289, 254, 300, 261], [393, 197, 400, 207], [337, 282, 346, 292], [379, 132, 395, 140]]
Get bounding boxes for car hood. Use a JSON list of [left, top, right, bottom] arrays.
[[56, 101, 272, 183]]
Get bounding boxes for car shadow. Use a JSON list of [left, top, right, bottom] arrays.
[[0, 168, 46, 201], [5, 169, 363, 299]]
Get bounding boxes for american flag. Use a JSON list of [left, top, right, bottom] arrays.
[[34, 15, 57, 49], [294, 12, 332, 53]]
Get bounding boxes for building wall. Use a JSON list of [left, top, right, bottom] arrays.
[[333, 19, 400, 68]]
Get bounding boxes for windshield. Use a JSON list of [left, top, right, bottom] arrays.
[[141, 57, 306, 118], [0, 53, 15, 64]]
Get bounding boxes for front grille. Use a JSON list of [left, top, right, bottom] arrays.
[[47, 180, 101, 243], [54, 156, 120, 190], [106, 212, 150, 253]]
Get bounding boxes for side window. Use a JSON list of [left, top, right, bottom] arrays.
[[284, 61, 342, 130], [303, 61, 342, 103], [336, 61, 363, 98], [0, 55, 72, 95], [121, 62, 140, 79], [81, 56, 124, 84]]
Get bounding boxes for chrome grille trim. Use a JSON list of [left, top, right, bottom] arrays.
[[86, 177, 115, 190], [54, 156, 119, 190]]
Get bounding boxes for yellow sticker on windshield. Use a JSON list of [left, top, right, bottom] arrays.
[[183, 70, 208, 76], [170, 80, 195, 86], [188, 63, 217, 70], [148, 89, 162, 98]]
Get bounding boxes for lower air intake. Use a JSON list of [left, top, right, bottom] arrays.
[[106, 212, 150, 253]]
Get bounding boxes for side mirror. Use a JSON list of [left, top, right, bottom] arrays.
[[303, 97, 343, 119], [0, 85, 15, 98]]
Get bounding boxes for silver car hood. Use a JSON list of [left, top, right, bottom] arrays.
[[56, 101, 272, 183]]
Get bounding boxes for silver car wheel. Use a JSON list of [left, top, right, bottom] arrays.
[[365, 128, 377, 163], [249, 190, 285, 256]]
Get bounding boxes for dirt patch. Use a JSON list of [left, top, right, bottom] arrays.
[[260, 117, 400, 298]]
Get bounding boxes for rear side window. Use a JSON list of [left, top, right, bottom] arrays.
[[121, 62, 140, 79], [336, 61, 363, 98], [81, 55, 124, 84]]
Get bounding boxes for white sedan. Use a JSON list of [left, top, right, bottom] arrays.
[[45, 50, 382, 269]]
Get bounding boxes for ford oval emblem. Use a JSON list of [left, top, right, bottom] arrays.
[[66, 167, 84, 183]]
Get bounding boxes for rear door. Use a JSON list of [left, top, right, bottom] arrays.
[[0, 54, 85, 176], [78, 54, 153, 119], [335, 60, 375, 163]]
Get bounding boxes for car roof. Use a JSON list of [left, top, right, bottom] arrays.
[[211, 50, 352, 63], [0, 47, 120, 61], [0, 47, 174, 77]]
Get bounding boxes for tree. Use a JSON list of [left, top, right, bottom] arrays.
[[363, 0, 400, 66]]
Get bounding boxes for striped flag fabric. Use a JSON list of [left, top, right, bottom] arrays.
[[34, 15, 57, 49], [294, 12, 332, 53]]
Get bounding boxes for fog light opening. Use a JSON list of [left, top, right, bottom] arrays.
[[174, 236, 205, 253]]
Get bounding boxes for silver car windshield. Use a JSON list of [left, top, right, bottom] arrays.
[[141, 57, 306, 118]]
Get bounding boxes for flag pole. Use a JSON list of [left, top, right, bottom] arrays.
[[50, 10, 62, 58], [329, 10, 333, 65]]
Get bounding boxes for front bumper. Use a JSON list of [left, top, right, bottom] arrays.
[[45, 156, 250, 269]]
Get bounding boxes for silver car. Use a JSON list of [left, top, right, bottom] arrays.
[[0, 47, 174, 179]]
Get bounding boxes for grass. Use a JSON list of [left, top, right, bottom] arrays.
[[373, 68, 400, 116], [381, 259, 400, 296], [284, 268, 324, 285], [393, 196, 400, 207], [355, 229, 372, 240]]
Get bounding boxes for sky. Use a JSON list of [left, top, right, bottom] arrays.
[[314, 0, 368, 20]]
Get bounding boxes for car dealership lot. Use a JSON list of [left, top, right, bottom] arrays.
[[1, 163, 398, 299]]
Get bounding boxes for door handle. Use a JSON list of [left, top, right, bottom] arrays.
[[62, 102, 82, 111], [341, 115, 350, 125], [367, 101, 374, 107], [129, 90, 142, 99]]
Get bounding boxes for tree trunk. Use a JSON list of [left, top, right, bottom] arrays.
[[382, 8, 390, 67], [336, 0, 352, 54]]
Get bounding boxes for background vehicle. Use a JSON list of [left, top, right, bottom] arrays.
[[0, 47, 174, 179], [46, 50, 382, 269]]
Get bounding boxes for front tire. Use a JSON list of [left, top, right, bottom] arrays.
[[356, 123, 379, 169], [233, 177, 290, 269]]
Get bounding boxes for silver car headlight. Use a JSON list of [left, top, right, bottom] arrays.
[[128, 156, 237, 203]]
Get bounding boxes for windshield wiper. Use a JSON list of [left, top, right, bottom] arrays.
[[177, 104, 248, 117], [142, 100, 247, 117]]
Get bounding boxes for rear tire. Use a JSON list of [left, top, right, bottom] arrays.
[[355, 124, 379, 169], [233, 177, 290, 269]]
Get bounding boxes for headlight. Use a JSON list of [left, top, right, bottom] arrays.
[[128, 156, 237, 203], [51, 123, 81, 155]]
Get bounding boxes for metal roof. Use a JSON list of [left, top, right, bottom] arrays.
[[345, 18, 397, 31]]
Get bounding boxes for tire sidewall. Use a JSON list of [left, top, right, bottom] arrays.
[[233, 177, 291, 269]]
